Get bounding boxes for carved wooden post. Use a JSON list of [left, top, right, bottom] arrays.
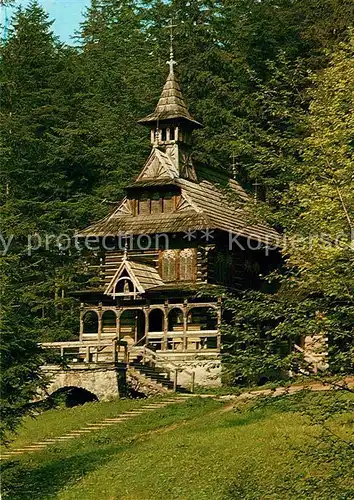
[[60, 345, 64, 358], [144, 306, 150, 344], [98, 302, 103, 343], [85, 345, 90, 363], [217, 298, 222, 349], [79, 304, 84, 341], [191, 371, 195, 393], [134, 311, 138, 344], [163, 300, 169, 351], [94, 348, 99, 364], [112, 339, 117, 364], [116, 309, 121, 341], [173, 369, 178, 392], [183, 300, 188, 351]]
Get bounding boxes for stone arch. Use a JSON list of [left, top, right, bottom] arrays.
[[43, 365, 123, 401], [49, 386, 98, 407], [83, 310, 99, 334]]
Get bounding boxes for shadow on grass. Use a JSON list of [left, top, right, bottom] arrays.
[[1, 442, 130, 499], [219, 407, 274, 429]]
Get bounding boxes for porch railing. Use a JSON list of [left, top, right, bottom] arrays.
[[40, 339, 128, 364]]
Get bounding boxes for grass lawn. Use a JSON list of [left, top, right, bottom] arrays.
[[1, 391, 353, 499]]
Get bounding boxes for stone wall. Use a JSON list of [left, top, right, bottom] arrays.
[[304, 334, 329, 371], [163, 356, 222, 388], [42, 363, 126, 401]]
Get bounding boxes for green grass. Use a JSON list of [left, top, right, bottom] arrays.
[[0, 396, 173, 452], [1, 392, 353, 500]]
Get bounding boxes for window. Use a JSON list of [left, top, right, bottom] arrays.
[[169, 127, 175, 140], [151, 192, 161, 214], [161, 128, 167, 141], [134, 192, 177, 216], [161, 250, 177, 281], [138, 193, 150, 215], [180, 248, 195, 281], [162, 193, 174, 213], [160, 249, 196, 282]]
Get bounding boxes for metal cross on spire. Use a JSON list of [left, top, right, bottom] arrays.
[[165, 18, 177, 73]]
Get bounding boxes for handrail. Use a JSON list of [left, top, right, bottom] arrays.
[[40, 339, 128, 364], [40, 340, 128, 348], [132, 345, 195, 392], [131, 335, 147, 348]]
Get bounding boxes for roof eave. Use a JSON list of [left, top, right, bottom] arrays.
[[137, 114, 203, 130]]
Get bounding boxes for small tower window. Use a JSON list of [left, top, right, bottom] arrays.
[[169, 127, 175, 141], [180, 248, 195, 281], [161, 250, 177, 282], [161, 128, 167, 141]]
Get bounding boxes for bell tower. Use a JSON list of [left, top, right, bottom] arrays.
[[138, 24, 202, 181]]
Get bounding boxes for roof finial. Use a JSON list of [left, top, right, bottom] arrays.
[[166, 18, 177, 73]]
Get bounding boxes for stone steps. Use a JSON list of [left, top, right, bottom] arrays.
[[0, 396, 191, 461]]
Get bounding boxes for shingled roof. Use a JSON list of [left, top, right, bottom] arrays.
[[79, 63, 280, 248], [80, 168, 280, 246], [138, 68, 202, 129]]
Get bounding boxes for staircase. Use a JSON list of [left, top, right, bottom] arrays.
[[128, 346, 194, 393], [129, 362, 178, 391]]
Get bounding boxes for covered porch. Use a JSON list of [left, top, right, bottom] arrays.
[[80, 299, 222, 353]]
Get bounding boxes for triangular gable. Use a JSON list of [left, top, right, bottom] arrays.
[[136, 148, 178, 181], [114, 197, 135, 216], [104, 260, 145, 298], [175, 191, 203, 213]]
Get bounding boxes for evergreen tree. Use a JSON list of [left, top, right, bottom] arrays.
[[0, 2, 95, 439], [77, 0, 162, 201]]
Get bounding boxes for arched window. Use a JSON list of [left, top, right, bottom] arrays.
[[168, 308, 184, 331], [161, 250, 177, 282], [187, 307, 217, 331], [180, 248, 195, 281], [149, 309, 164, 333], [102, 310, 117, 338], [115, 277, 134, 296], [119, 309, 145, 345], [83, 311, 99, 334]]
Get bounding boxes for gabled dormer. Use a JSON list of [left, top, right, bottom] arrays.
[[104, 254, 164, 298]]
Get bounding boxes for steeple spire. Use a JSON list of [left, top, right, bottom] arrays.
[[167, 18, 177, 74], [138, 20, 202, 130]]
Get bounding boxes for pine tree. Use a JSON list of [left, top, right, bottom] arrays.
[[0, 2, 95, 439], [76, 0, 161, 201]]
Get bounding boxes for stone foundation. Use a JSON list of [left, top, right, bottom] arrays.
[[162, 354, 222, 388]]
